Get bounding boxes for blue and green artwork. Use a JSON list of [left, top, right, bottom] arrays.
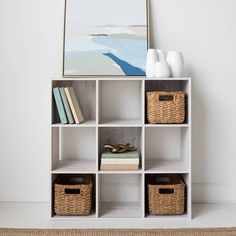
[[63, 0, 147, 76]]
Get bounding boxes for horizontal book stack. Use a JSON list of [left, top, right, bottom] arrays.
[[100, 150, 140, 171], [53, 87, 84, 124]]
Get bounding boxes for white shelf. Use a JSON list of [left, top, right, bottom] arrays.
[[54, 76, 191, 81], [145, 124, 189, 128], [145, 160, 188, 173], [52, 212, 97, 220], [51, 160, 96, 173], [145, 213, 190, 220], [99, 119, 143, 127], [99, 202, 142, 218], [51, 76, 192, 222], [51, 120, 96, 127]]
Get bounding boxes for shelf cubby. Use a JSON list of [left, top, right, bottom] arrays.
[[98, 80, 143, 125], [144, 173, 190, 219], [51, 173, 96, 218], [51, 127, 96, 173], [145, 79, 190, 125], [51, 80, 96, 125], [98, 127, 143, 171], [99, 174, 143, 218], [145, 127, 190, 173]]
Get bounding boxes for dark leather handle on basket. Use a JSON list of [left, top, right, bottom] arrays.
[[64, 188, 81, 195], [159, 188, 175, 194], [159, 95, 174, 101]]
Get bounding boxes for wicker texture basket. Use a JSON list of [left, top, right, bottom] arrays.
[[146, 91, 185, 124], [148, 175, 185, 215], [54, 175, 93, 216]]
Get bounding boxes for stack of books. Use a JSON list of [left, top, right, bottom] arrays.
[[100, 150, 139, 170], [53, 87, 84, 124]]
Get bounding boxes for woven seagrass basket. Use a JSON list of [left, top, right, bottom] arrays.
[[54, 175, 93, 216], [146, 91, 185, 124], [148, 175, 185, 215]]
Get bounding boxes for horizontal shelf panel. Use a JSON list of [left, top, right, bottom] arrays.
[[145, 213, 190, 220], [51, 212, 97, 220], [51, 160, 96, 173], [99, 202, 142, 218], [145, 160, 189, 173], [53, 77, 190, 81], [99, 119, 143, 127], [145, 124, 189, 128], [51, 120, 96, 127]]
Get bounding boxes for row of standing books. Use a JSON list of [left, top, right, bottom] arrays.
[[53, 87, 84, 124], [100, 150, 140, 170]]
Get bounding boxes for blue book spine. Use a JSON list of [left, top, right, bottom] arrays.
[[59, 87, 74, 124], [53, 87, 68, 124]]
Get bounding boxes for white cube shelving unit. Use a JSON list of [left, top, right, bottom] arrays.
[[50, 77, 191, 221]]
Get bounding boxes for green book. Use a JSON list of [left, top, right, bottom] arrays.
[[59, 87, 74, 124], [53, 87, 68, 124], [101, 150, 139, 159]]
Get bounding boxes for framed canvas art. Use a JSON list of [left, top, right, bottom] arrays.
[[63, 0, 148, 76]]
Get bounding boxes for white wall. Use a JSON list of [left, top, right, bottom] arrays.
[[0, 0, 236, 203]]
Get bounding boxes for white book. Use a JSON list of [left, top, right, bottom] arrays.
[[65, 87, 84, 124], [101, 158, 139, 165]]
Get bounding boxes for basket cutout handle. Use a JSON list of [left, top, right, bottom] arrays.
[[159, 95, 174, 102], [64, 188, 81, 195], [159, 188, 175, 194]]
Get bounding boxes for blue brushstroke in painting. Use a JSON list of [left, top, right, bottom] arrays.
[[91, 35, 146, 72], [103, 53, 145, 75]]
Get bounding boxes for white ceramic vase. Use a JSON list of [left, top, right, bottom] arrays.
[[146, 49, 158, 78], [166, 51, 184, 78], [154, 49, 170, 78]]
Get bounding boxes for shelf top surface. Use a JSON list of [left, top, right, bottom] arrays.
[[52, 76, 191, 81]]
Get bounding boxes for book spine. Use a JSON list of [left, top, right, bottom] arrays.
[[53, 87, 68, 124], [64, 87, 79, 124], [101, 158, 139, 165], [59, 87, 74, 124], [69, 87, 84, 123]]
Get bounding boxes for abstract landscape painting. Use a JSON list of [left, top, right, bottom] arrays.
[[63, 0, 147, 76]]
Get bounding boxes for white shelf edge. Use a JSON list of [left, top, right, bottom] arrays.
[[52, 77, 191, 81], [98, 119, 143, 127], [51, 160, 97, 174], [145, 124, 189, 128], [51, 120, 96, 127]]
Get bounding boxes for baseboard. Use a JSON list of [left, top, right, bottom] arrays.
[[192, 183, 236, 203]]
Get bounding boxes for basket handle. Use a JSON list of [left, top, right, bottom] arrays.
[[64, 188, 81, 195], [159, 188, 175, 194], [159, 95, 174, 101]]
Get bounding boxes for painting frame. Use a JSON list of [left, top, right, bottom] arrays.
[[62, 0, 150, 77]]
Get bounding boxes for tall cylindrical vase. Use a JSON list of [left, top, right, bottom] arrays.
[[146, 49, 158, 78], [166, 51, 184, 78]]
